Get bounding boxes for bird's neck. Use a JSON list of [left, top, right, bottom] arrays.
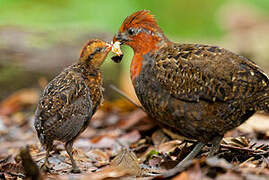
[[75, 62, 100, 79], [130, 34, 170, 83], [74, 62, 103, 109]]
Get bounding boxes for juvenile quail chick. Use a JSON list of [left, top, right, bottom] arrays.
[[113, 10, 269, 168], [34, 39, 110, 173]]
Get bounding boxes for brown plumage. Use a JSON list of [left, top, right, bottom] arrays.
[[34, 39, 110, 173], [113, 10, 269, 167]]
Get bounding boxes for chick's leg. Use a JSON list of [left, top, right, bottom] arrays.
[[65, 141, 81, 173], [41, 143, 52, 172]]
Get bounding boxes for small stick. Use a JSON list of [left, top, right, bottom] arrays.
[[176, 139, 268, 155], [239, 157, 255, 168], [109, 84, 145, 111], [220, 144, 267, 154]]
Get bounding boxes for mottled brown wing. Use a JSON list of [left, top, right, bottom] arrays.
[[34, 67, 92, 144], [153, 44, 268, 102]]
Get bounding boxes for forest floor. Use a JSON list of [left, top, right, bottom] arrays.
[[0, 88, 268, 180], [1, 17, 269, 179]]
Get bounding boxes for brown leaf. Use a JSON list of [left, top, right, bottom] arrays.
[[216, 172, 243, 180], [237, 113, 269, 134], [0, 162, 24, 176], [86, 149, 110, 167], [81, 166, 129, 180], [186, 162, 202, 180], [99, 100, 137, 113], [118, 130, 141, 146], [0, 89, 39, 116], [152, 129, 169, 147], [110, 148, 141, 176], [206, 157, 233, 170], [158, 140, 185, 154], [90, 132, 119, 149], [117, 109, 147, 129], [172, 172, 190, 180]]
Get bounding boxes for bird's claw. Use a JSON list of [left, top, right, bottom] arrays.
[[40, 162, 51, 172], [71, 166, 81, 173]]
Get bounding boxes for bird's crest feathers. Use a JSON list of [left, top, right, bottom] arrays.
[[120, 10, 159, 32]]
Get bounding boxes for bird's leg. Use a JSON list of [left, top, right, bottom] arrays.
[[176, 142, 205, 168], [41, 143, 52, 172], [208, 135, 223, 157], [160, 142, 205, 178], [65, 141, 81, 173]]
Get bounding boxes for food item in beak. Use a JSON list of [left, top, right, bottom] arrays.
[[111, 41, 122, 56], [110, 41, 123, 63]]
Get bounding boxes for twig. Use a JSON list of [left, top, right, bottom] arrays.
[[109, 84, 145, 111], [177, 140, 268, 155], [239, 157, 255, 167], [220, 144, 267, 154]]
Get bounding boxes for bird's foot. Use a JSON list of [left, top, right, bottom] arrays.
[[71, 166, 81, 173], [40, 162, 51, 172], [208, 136, 223, 157]]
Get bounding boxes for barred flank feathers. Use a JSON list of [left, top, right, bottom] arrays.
[[264, 90, 269, 113], [257, 88, 269, 114]]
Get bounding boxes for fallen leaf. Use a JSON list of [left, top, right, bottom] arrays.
[[158, 140, 185, 154], [206, 157, 233, 170], [110, 148, 141, 176], [186, 162, 202, 180], [152, 129, 170, 147], [172, 171, 190, 180], [237, 113, 269, 134], [117, 109, 147, 129], [86, 149, 110, 167], [0, 162, 24, 176], [216, 172, 243, 180], [81, 166, 129, 180], [0, 89, 39, 116], [118, 130, 141, 146]]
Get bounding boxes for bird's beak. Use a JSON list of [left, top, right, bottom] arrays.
[[105, 43, 112, 52], [113, 32, 129, 43]]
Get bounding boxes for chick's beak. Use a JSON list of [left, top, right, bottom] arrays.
[[113, 32, 129, 43], [105, 43, 112, 51]]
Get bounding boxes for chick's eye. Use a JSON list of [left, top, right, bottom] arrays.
[[95, 47, 102, 53], [127, 28, 136, 35]]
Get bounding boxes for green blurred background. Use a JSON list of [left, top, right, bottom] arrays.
[[0, 0, 269, 100]]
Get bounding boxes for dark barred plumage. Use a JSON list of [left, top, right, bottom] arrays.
[[34, 39, 109, 173], [134, 43, 269, 143], [113, 10, 269, 168]]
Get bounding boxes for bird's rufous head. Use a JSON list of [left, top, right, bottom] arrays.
[[113, 10, 167, 54], [79, 39, 111, 68]]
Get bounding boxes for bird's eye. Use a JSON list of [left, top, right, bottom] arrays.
[[127, 28, 136, 35], [95, 47, 102, 53]]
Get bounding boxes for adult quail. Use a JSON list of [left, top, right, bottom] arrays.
[[113, 10, 269, 167]]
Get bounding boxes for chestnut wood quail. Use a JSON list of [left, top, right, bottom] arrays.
[[34, 39, 110, 173], [113, 10, 269, 167]]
